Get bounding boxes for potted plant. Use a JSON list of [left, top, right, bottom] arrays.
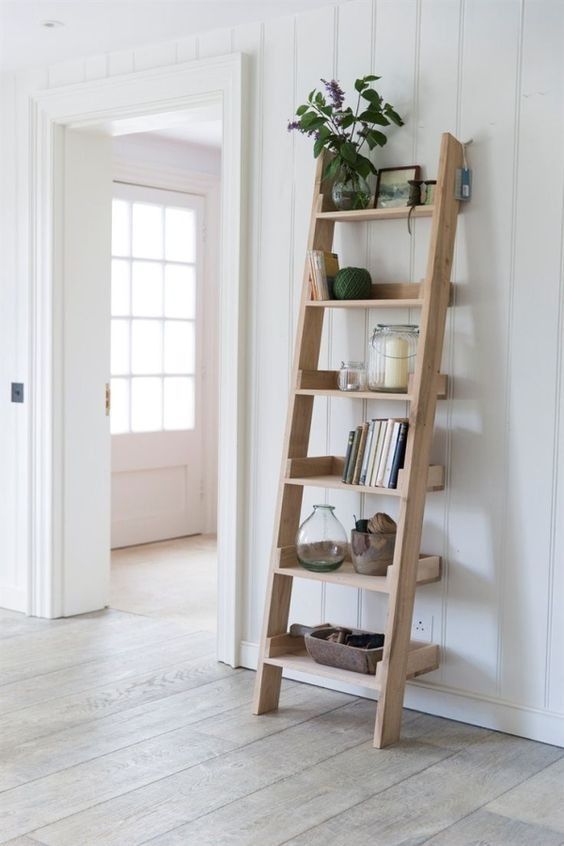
[[288, 75, 404, 210]]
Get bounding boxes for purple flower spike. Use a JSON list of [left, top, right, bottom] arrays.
[[287, 120, 301, 132], [321, 78, 345, 109]]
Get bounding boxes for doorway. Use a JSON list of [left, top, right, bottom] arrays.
[[28, 55, 246, 666], [108, 122, 221, 632]]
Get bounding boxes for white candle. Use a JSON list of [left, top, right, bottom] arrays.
[[384, 337, 409, 390]]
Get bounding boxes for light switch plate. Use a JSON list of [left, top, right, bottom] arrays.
[[11, 383, 24, 403]]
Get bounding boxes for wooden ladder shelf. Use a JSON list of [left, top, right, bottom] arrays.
[[253, 132, 463, 747]]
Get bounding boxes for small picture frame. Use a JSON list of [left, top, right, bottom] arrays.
[[374, 166, 421, 209]]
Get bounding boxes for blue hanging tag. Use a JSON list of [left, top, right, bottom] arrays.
[[455, 166, 472, 201]]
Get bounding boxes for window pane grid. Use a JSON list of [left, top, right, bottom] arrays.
[[110, 194, 198, 433]]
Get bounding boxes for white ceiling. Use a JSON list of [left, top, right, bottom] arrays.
[[152, 121, 223, 149], [0, 1, 351, 72]]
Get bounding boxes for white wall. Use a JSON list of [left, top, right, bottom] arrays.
[[113, 132, 221, 177], [2, 0, 564, 745]]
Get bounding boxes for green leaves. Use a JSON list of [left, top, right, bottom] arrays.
[[289, 73, 404, 177]]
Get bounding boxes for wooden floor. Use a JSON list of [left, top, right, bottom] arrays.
[[1, 609, 563, 845], [111, 535, 217, 632]]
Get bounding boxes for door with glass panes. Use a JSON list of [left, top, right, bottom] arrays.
[[110, 183, 205, 548]]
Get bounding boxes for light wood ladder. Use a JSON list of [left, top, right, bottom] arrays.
[[253, 132, 463, 748]]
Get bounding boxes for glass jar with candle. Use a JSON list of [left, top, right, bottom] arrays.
[[368, 324, 419, 393], [338, 360, 367, 392]]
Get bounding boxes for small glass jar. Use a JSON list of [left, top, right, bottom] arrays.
[[368, 324, 419, 393], [296, 505, 348, 572], [338, 360, 367, 392]]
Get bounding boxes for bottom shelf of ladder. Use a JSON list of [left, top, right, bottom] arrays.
[[263, 636, 440, 693]]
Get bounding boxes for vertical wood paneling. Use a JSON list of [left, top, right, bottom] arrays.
[[361, 0, 420, 634], [47, 59, 86, 88], [324, 0, 374, 629], [84, 55, 108, 81], [444, 0, 520, 697], [502, 0, 564, 709], [175, 37, 197, 63], [3, 0, 564, 738], [197, 28, 233, 59], [133, 43, 176, 71], [412, 0, 462, 681], [288, 6, 336, 628], [107, 50, 134, 76]]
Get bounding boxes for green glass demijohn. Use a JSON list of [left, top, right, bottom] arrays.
[[296, 505, 348, 573]]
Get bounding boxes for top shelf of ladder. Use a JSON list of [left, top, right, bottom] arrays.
[[316, 205, 434, 223]]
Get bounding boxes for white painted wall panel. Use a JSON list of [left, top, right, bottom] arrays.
[[2, 0, 564, 742]]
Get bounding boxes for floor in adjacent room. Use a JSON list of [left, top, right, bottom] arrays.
[[110, 534, 217, 632], [1, 616, 564, 843]]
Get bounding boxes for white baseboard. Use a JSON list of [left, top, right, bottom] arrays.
[[239, 640, 564, 748], [0, 584, 27, 613]]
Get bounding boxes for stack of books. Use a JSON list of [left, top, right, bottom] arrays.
[[342, 418, 408, 489], [307, 250, 339, 300]]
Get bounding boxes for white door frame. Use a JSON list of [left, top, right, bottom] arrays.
[[27, 53, 247, 666]]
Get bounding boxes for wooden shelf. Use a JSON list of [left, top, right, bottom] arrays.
[[307, 298, 424, 309], [264, 639, 439, 690], [296, 371, 448, 401], [285, 456, 445, 495], [274, 550, 441, 592], [316, 205, 434, 222], [305, 282, 454, 309]]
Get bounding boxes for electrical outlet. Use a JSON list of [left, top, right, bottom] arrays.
[[411, 614, 433, 642]]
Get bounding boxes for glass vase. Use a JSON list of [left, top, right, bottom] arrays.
[[296, 505, 348, 572], [331, 169, 371, 211]]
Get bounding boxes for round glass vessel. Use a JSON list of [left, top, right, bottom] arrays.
[[331, 169, 371, 211], [338, 360, 367, 392], [296, 505, 348, 572], [368, 324, 419, 393]]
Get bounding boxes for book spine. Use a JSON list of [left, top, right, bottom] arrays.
[[376, 420, 394, 487], [352, 422, 369, 485], [368, 420, 384, 486], [382, 421, 401, 487], [342, 430, 355, 482], [315, 251, 330, 300], [345, 426, 362, 484], [359, 421, 375, 486], [388, 422, 409, 489], [308, 251, 319, 300]]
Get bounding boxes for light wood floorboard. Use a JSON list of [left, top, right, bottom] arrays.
[[0, 610, 562, 845], [280, 731, 563, 846], [111, 535, 217, 632], [423, 808, 564, 844], [486, 753, 564, 834]]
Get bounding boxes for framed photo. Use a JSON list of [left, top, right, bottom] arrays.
[[375, 166, 421, 209]]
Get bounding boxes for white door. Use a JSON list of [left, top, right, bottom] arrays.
[[61, 128, 112, 614], [109, 183, 205, 548]]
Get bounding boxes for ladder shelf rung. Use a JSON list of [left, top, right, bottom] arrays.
[[274, 553, 441, 592], [296, 371, 448, 400], [264, 640, 439, 690], [285, 456, 445, 495], [316, 205, 434, 223], [305, 283, 454, 309]]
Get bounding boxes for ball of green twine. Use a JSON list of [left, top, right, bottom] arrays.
[[333, 267, 372, 300]]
